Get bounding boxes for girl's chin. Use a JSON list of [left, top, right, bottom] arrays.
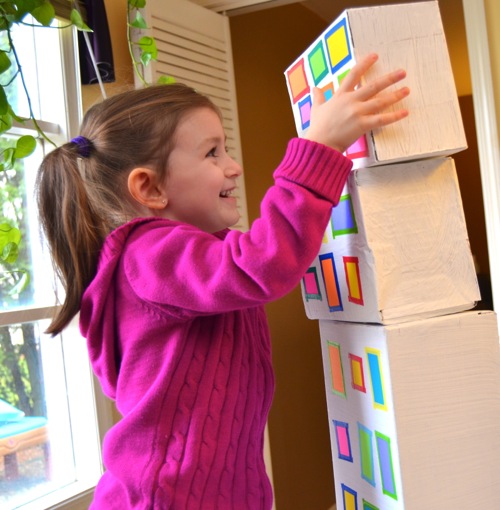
[[226, 213, 241, 229]]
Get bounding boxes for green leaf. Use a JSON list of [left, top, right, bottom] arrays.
[[0, 224, 21, 264], [0, 86, 9, 115], [129, 0, 146, 8], [13, 0, 32, 14], [7, 0, 27, 23], [14, 135, 36, 159], [130, 10, 148, 29], [31, 1, 55, 26], [157, 75, 176, 85], [0, 112, 13, 133], [70, 9, 93, 32], [0, 224, 21, 244], [141, 52, 152, 67], [2, 147, 15, 170], [138, 36, 157, 66], [0, 51, 11, 75], [8, 270, 30, 295], [138, 36, 157, 56], [2, 241, 19, 264]]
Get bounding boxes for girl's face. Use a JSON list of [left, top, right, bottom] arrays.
[[161, 107, 243, 233]]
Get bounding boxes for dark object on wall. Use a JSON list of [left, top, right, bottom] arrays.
[[78, 0, 115, 85]]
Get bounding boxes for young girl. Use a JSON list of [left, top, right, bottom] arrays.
[[36, 54, 409, 509]]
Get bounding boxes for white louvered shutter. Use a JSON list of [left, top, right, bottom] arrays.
[[131, 0, 249, 232]]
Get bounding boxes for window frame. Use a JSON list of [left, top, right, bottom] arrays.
[[0, 18, 114, 510]]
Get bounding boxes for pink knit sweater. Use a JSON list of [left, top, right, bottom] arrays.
[[80, 138, 352, 509]]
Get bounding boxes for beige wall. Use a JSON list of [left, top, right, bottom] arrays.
[[84, 1, 500, 509]]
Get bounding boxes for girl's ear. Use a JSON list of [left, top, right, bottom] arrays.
[[127, 167, 167, 210]]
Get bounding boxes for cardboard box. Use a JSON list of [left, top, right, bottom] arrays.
[[301, 157, 480, 323], [284, 1, 466, 168], [319, 311, 500, 510]]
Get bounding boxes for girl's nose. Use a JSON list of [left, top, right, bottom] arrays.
[[226, 155, 243, 177]]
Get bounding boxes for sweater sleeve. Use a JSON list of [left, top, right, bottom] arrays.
[[272, 138, 353, 201], [123, 138, 352, 316]]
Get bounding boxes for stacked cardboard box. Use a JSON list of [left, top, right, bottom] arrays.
[[284, 2, 500, 509]]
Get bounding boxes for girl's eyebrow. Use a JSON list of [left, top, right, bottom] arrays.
[[196, 135, 226, 152], [203, 134, 227, 145]]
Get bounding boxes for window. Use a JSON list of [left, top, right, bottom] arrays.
[[0, 18, 111, 510]]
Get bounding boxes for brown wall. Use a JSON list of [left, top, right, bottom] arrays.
[[456, 95, 492, 307]]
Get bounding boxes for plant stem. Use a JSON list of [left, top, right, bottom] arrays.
[[127, 3, 148, 87], [6, 27, 55, 147]]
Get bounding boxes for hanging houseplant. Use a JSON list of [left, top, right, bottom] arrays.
[[0, 1, 90, 294], [0, 0, 170, 296]]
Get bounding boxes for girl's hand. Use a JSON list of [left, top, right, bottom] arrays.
[[304, 53, 410, 153]]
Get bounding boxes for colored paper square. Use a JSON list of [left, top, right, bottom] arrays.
[[308, 41, 329, 85], [325, 18, 352, 75], [333, 420, 353, 462], [344, 256, 364, 305], [346, 135, 369, 160], [366, 348, 387, 411], [362, 500, 379, 510], [303, 267, 322, 301], [287, 59, 310, 104], [319, 253, 343, 312], [338, 67, 350, 85], [327, 341, 346, 397], [349, 353, 366, 393], [331, 195, 357, 237], [375, 431, 398, 500], [358, 423, 375, 486], [320, 82, 334, 102], [298, 95, 312, 130], [341, 483, 358, 510]]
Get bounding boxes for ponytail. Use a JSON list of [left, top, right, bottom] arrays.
[[36, 142, 106, 335]]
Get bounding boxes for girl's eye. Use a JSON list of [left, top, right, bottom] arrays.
[[207, 145, 229, 158]]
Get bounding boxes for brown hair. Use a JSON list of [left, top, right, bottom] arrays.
[[36, 84, 219, 335]]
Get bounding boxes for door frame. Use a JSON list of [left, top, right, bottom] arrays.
[[463, 0, 500, 319]]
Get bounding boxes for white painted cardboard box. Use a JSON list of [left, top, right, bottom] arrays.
[[300, 157, 480, 324], [284, 1, 466, 168], [319, 310, 500, 510]]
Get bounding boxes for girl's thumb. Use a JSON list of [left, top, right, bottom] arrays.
[[311, 87, 325, 107]]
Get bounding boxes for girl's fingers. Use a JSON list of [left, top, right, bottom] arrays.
[[338, 53, 379, 92], [311, 87, 325, 107], [366, 108, 410, 131], [362, 86, 411, 115], [354, 68, 408, 101]]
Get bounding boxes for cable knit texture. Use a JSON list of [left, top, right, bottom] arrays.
[[80, 138, 352, 509]]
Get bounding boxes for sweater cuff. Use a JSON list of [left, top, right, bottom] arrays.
[[273, 138, 353, 204]]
